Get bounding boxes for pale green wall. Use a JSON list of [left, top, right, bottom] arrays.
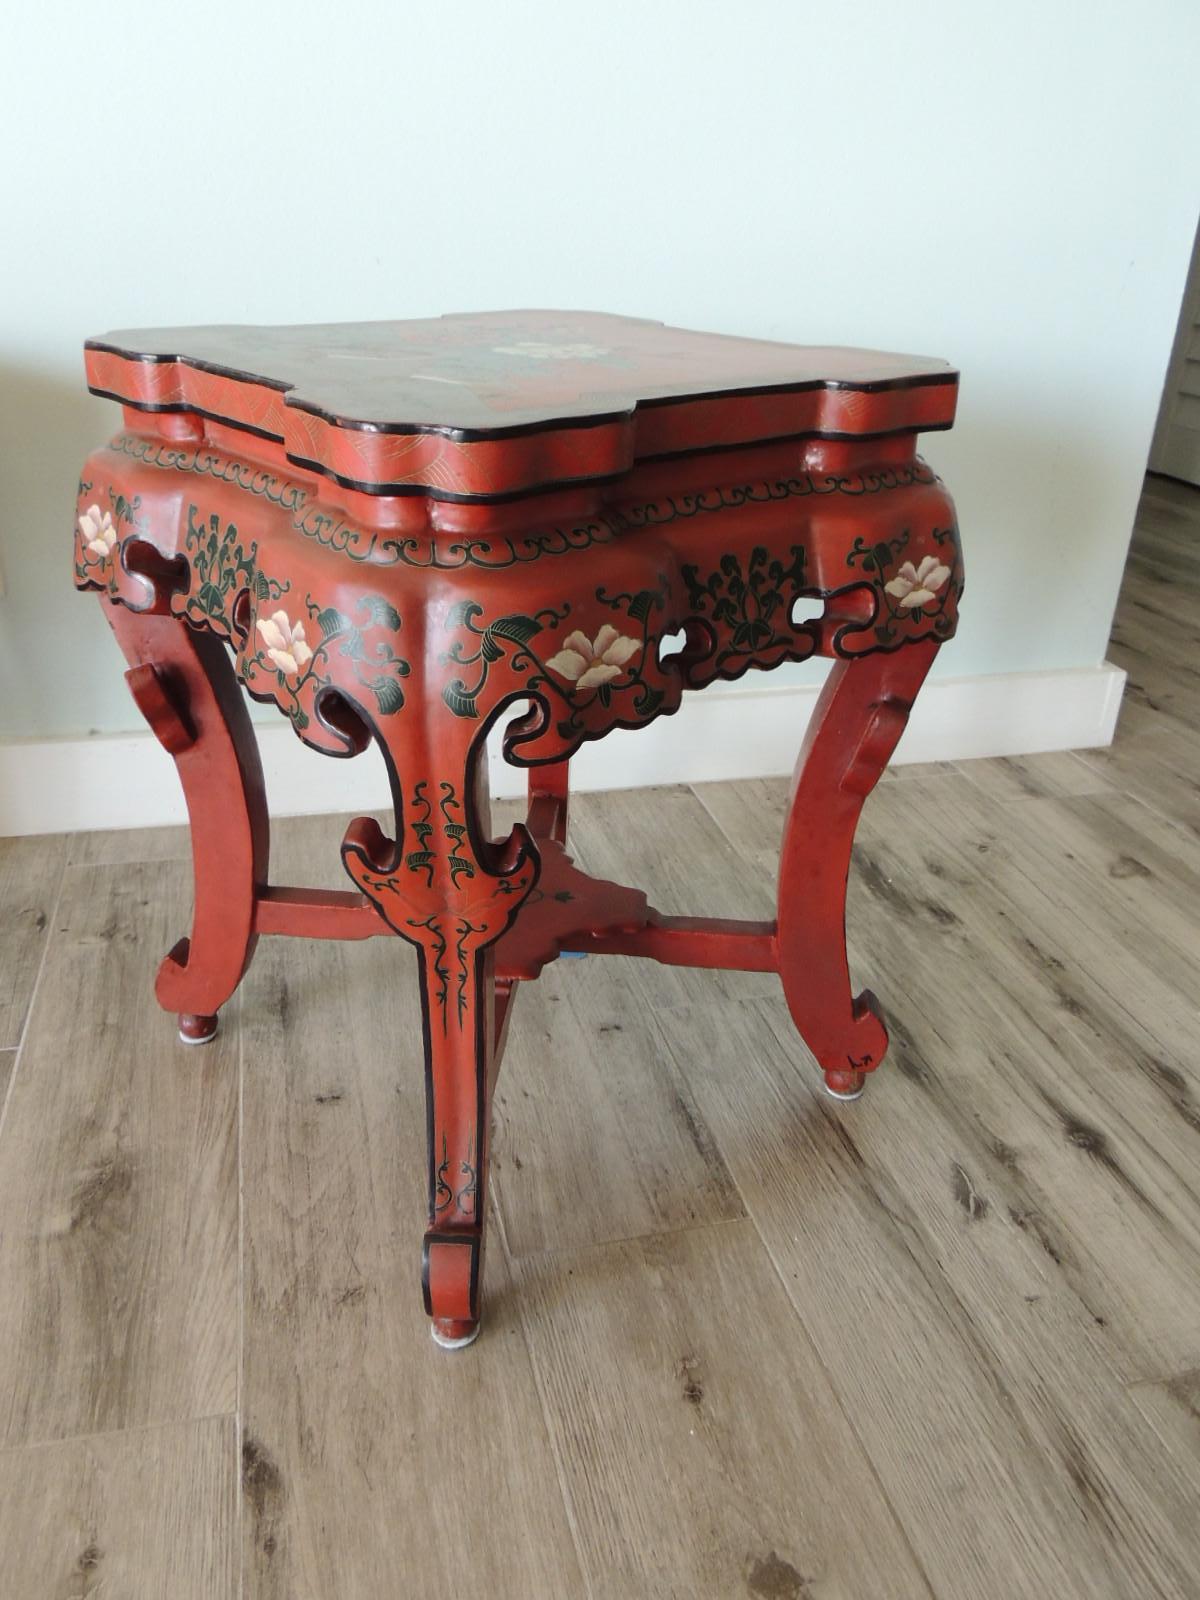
[[2, 0, 1198, 741]]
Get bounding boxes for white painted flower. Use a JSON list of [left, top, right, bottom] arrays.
[[78, 503, 118, 560], [545, 625, 641, 690], [491, 341, 610, 361], [884, 553, 951, 610], [256, 610, 313, 678]]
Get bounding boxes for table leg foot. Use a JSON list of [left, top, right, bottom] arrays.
[[822, 1067, 866, 1101], [431, 1318, 481, 1351], [178, 1012, 219, 1045]]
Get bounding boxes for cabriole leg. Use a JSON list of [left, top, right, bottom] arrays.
[[103, 601, 268, 1042], [420, 935, 496, 1349], [341, 724, 537, 1348], [776, 640, 937, 1098]]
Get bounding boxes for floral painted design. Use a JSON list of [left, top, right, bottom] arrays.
[[845, 527, 961, 650], [256, 610, 313, 678], [78, 504, 119, 561], [167, 505, 410, 735], [440, 603, 567, 720], [681, 545, 810, 683], [545, 625, 642, 690], [884, 554, 951, 610], [73, 485, 150, 598], [174, 506, 290, 637], [77, 438, 961, 771], [244, 591, 411, 733], [440, 582, 669, 749]]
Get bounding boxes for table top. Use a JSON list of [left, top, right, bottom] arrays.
[[85, 310, 958, 501]]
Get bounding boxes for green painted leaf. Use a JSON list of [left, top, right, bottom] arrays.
[[448, 856, 476, 885], [487, 613, 542, 645], [625, 589, 660, 624], [732, 619, 771, 650], [337, 629, 367, 660], [253, 570, 271, 600], [360, 594, 402, 631], [370, 675, 405, 715], [197, 581, 225, 617], [446, 600, 484, 629], [442, 680, 478, 719], [635, 684, 665, 718], [292, 706, 310, 731], [317, 606, 354, 639]]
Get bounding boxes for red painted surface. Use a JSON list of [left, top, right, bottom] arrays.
[[777, 639, 938, 1098], [104, 601, 268, 1024], [74, 313, 963, 1345], [85, 310, 957, 499]]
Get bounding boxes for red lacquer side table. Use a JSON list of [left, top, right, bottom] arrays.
[[74, 311, 962, 1349]]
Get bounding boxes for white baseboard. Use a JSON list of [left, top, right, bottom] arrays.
[[0, 663, 1126, 838]]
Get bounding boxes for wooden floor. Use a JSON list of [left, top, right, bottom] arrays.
[[2, 475, 1199, 1598]]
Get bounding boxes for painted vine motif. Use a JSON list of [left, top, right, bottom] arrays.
[[158, 502, 411, 731], [175, 505, 290, 637], [404, 782, 475, 888], [77, 435, 961, 764], [73, 483, 150, 597], [103, 432, 945, 572], [243, 591, 412, 731], [107, 433, 609, 569], [681, 544, 811, 678], [343, 867, 532, 1030], [403, 911, 486, 1030], [439, 580, 669, 741], [845, 526, 960, 648], [435, 1132, 477, 1218]]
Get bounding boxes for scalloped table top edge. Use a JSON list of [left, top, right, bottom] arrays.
[[84, 309, 959, 501]]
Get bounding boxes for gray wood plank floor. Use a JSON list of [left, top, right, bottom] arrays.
[[0, 474, 1197, 1597]]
